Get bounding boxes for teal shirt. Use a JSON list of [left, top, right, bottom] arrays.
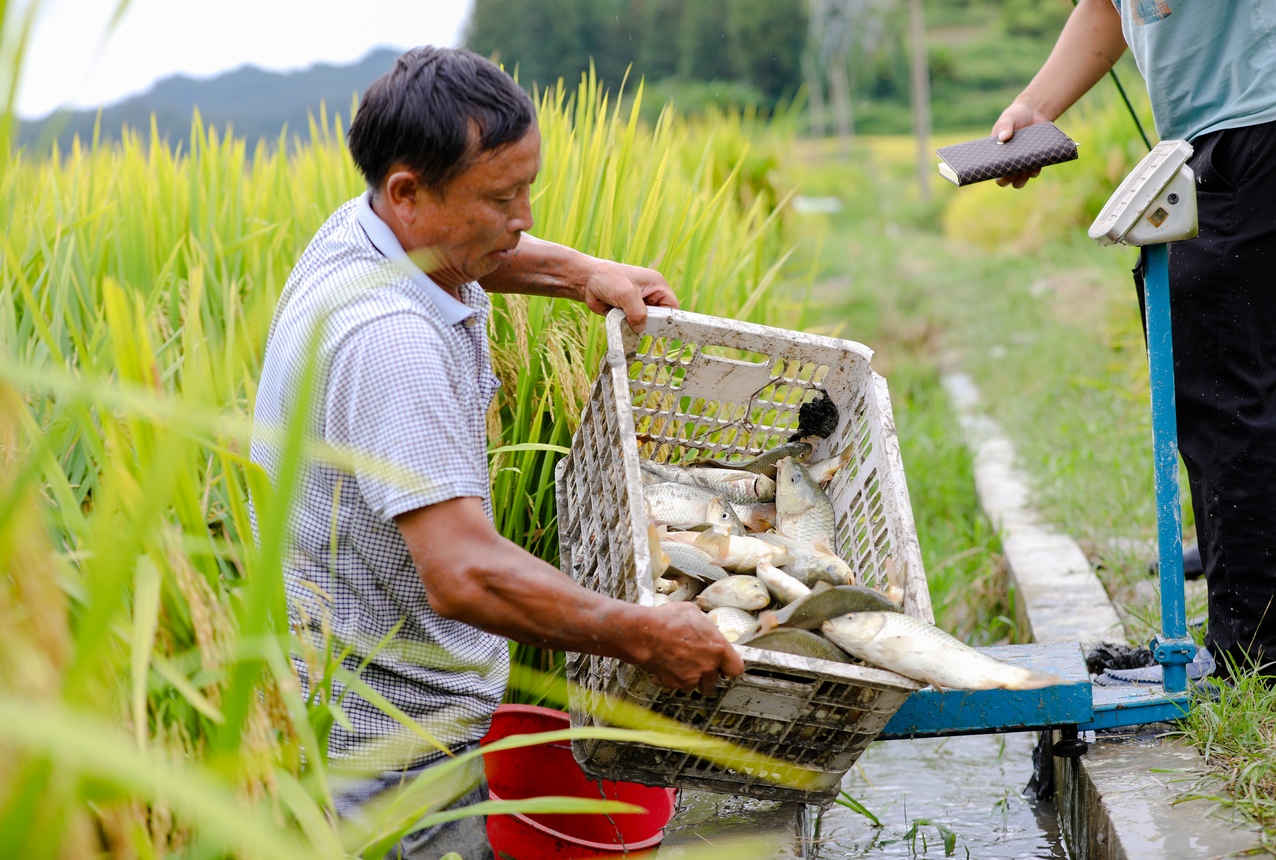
[[1115, 0, 1276, 141]]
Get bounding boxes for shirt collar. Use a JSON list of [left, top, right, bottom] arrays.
[[355, 191, 475, 326]]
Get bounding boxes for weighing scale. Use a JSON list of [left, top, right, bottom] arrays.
[[877, 139, 1201, 742]]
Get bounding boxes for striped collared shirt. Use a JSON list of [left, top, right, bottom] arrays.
[[250, 193, 508, 770]]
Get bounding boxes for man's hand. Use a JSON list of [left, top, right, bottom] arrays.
[[991, 102, 1054, 189], [988, 0, 1126, 189], [634, 602, 745, 696], [579, 257, 678, 334], [397, 497, 739, 694]]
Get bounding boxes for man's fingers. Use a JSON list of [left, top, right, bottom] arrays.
[[723, 647, 745, 678], [618, 290, 650, 334]]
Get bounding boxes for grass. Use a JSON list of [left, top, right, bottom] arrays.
[[1176, 668, 1276, 851]]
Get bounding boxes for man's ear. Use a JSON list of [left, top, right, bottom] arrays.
[[382, 168, 424, 223]]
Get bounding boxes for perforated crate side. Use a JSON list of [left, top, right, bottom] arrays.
[[559, 308, 931, 804]]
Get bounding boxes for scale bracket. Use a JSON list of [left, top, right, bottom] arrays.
[[1088, 139, 1198, 247]]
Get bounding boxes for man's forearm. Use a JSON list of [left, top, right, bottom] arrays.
[[478, 234, 590, 301], [1015, 0, 1127, 120]]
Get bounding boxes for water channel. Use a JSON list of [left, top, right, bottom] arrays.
[[813, 732, 1068, 858]]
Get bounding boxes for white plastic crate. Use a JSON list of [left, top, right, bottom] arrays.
[[555, 307, 933, 805]]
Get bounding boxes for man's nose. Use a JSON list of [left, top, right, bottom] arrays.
[[510, 192, 534, 233]]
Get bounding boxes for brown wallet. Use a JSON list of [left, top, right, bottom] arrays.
[[936, 122, 1079, 186]]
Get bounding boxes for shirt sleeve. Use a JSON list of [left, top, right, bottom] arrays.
[[326, 311, 491, 520]]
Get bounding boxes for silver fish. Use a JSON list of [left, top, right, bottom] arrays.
[[705, 495, 747, 536], [707, 607, 760, 643], [640, 458, 776, 504], [754, 533, 855, 587], [731, 501, 777, 532], [643, 482, 720, 528], [656, 571, 704, 603], [693, 530, 794, 573], [772, 584, 902, 630], [755, 559, 811, 605], [695, 575, 771, 612], [775, 457, 836, 545], [821, 612, 1068, 691], [684, 441, 814, 480], [662, 542, 729, 582], [742, 628, 851, 663]]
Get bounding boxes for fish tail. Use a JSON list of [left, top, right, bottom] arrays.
[[1004, 668, 1071, 690]]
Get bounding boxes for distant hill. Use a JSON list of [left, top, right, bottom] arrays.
[[17, 48, 403, 154]]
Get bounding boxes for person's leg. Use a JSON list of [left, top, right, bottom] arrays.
[[1154, 120, 1276, 674], [392, 781, 494, 860], [334, 746, 494, 860]]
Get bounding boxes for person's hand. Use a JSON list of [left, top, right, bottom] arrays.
[[636, 602, 745, 696], [990, 101, 1054, 189], [579, 257, 678, 334]]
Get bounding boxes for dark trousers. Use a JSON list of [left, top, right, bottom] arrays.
[[1135, 119, 1276, 673]]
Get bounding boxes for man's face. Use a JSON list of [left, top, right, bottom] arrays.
[[406, 125, 541, 291]]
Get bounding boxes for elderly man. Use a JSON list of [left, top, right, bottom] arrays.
[[250, 46, 743, 857]]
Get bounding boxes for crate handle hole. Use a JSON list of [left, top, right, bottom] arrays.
[[699, 345, 772, 366], [741, 668, 819, 687]]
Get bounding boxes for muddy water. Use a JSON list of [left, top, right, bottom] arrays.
[[813, 732, 1068, 859]]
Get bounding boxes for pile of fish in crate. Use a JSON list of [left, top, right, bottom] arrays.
[[555, 309, 1055, 805]]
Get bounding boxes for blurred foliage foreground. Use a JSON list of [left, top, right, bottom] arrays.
[[0, 74, 800, 858]]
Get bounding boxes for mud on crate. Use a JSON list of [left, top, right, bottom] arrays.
[[554, 308, 933, 805]]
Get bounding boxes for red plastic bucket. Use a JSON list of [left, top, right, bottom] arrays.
[[480, 704, 677, 859]]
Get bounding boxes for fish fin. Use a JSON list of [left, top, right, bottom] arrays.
[[811, 581, 835, 595], [812, 540, 835, 556], [693, 529, 730, 561], [872, 634, 920, 665]]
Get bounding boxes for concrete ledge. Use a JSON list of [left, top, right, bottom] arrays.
[[943, 372, 1264, 860], [1057, 731, 1263, 860]]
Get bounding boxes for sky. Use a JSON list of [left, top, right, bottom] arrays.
[[12, 0, 473, 119]]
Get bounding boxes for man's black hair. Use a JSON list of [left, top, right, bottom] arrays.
[[347, 46, 536, 193]]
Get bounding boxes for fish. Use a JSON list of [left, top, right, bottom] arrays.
[[647, 524, 670, 580], [640, 459, 776, 504], [693, 529, 794, 573], [732, 502, 777, 533], [771, 584, 903, 630], [656, 571, 704, 603], [661, 542, 729, 582], [754, 559, 811, 605], [662, 529, 705, 547], [705, 495, 748, 536], [754, 533, 855, 587], [775, 457, 837, 546], [707, 607, 760, 643], [806, 445, 854, 485], [741, 628, 851, 664], [821, 612, 1069, 691], [695, 575, 771, 612], [684, 441, 814, 480], [643, 482, 721, 528]]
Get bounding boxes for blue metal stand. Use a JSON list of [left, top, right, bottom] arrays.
[[1143, 243, 1196, 693]]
